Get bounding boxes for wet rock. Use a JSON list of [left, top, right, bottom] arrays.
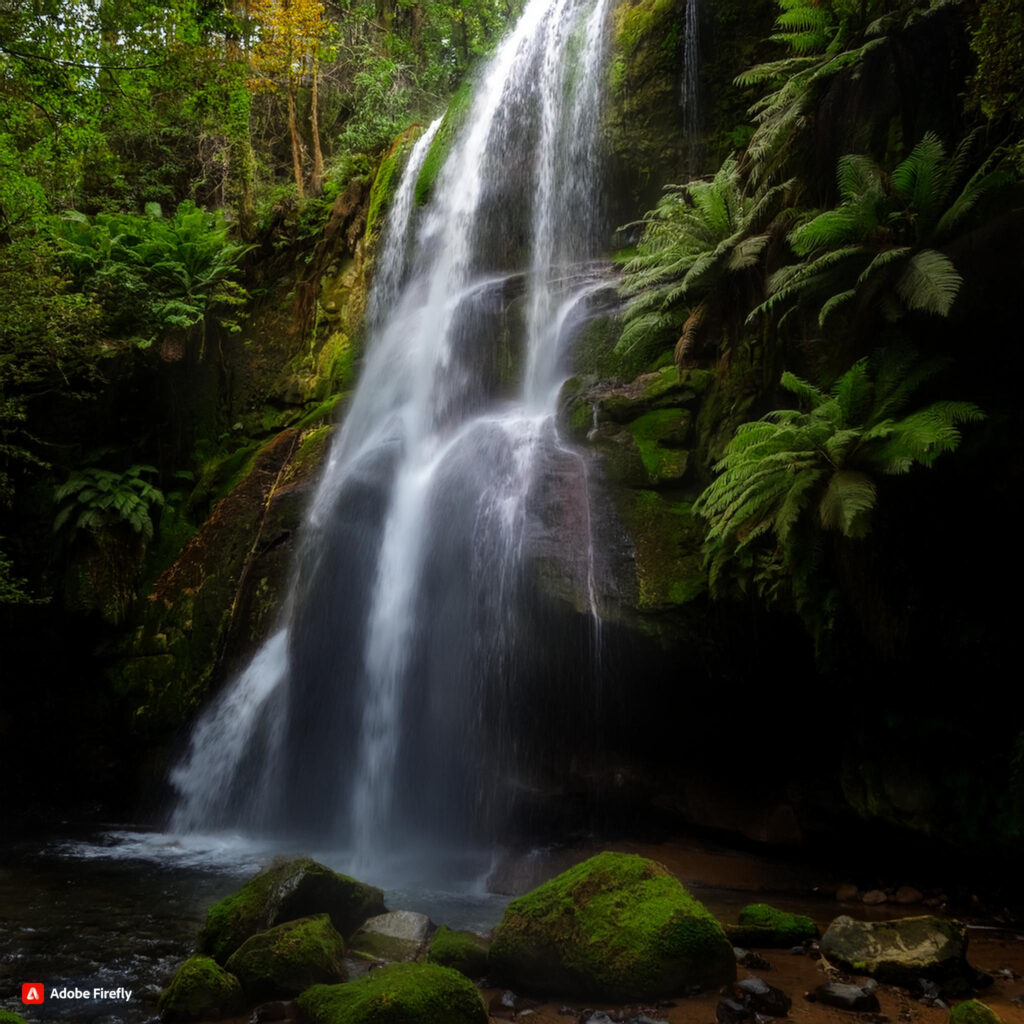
[[862, 890, 888, 905], [199, 857, 385, 964], [836, 884, 859, 902], [821, 915, 971, 989], [736, 976, 792, 1017], [158, 955, 245, 1022], [426, 924, 489, 978], [716, 997, 752, 1024], [895, 887, 923, 905], [725, 904, 819, 949], [489, 852, 735, 1000], [351, 909, 434, 962], [298, 962, 487, 1024], [734, 948, 771, 970], [251, 1002, 288, 1022], [949, 999, 1003, 1024], [225, 914, 347, 1001], [814, 982, 882, 1012]]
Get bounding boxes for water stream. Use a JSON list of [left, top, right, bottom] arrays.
[[170, 0, 615, 886]]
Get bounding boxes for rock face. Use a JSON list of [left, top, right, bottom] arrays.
[[198, 858, 385, 963], [351, 910, 434, 962], [158, 955, 244, 1022], [489, 851, 735, 999], [725, 903, 819, 948], [297, 962, 488, 1024], [224, 914, 347, 1000], [820, 915, 969, 988], [427, 925, 490, 979]]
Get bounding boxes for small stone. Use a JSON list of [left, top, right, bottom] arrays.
[[736, 977, 791, 1017], [836, 884, 859, 902], [251, 1003, 288, 1022], [789, 946, 805, 956], [716, 997, 752, 1024], [895, 887, 923, 905], [923, 897, 943, 907], [735, 948, 772, 970], [583, 1013, 615, 1024], [862, 890, 888, 905], [815, 983, 881, 1012]]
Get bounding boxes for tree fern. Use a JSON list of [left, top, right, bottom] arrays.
[[54, 465, 165, 544], [694, 348, 983, 641]]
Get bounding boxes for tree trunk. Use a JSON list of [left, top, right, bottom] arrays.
[[287, 81, 305, 199], [310, 54, 323, 194]]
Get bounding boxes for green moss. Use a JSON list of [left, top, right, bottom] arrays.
[[296, 393, 344, 430], [727, 904, 819, 947], [489, 851, 734, 1000], [157, 954, 244, 1023], [0, 1012, 30, 1024], [415, 81, 473, 207], [950, 1000, 1003, 1024], [298, 962, 488, 1024], [199, 857, 385, 964], [225, 914, 347, 1001], [427, 925, 490, 979], [619, 492, 706, 609], [628, 409, 692, 484], [284, 424, 334, 486]]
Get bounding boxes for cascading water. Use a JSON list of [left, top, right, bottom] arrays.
[[681, 0, 701, 155], [171, 0, 614, 881]]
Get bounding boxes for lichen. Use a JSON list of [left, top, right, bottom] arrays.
[[157, 954, 244, 1022], [297, 962, 488, 1024], [224, 914, 347, 1001], [489, 851, 734, 1000]]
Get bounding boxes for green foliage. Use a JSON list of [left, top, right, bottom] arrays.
[[970, 0, 1024, 172], [54, 465, 165, 543], [51, 202, 252, 350], [620, 156, 791, 366], [753, 133, 1009, 328], [695, 349, 984, 639]]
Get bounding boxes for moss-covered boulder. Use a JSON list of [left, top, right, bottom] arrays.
[[725, 903, 820, 948], [224, 914, 347, 1001], [950, 1000, 1003, 1024], [821, 915, 970, 988], [350, 910, 434, 963], [297, 962, 488, 1024], [199, 857, 385, 963], [0, 1011, 31, 1024], [158, 955, 245, 1022], [427, 925, 490, 979], [489, 851, 735, 999]]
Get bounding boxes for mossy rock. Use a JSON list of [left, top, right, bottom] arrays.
[[198, 857, 385, 964], [297, 961, 488, 1024], [0, 1012, 31, 1024], [627, 409, 692, 485], [366, 126, 422, 238], [225, 914, 347, 1001], [427, 925, 490, 979], [821, 915, 970, 988], [489, 851, 735, 999], [724, 903, 820, 948], [950, 1000, 1003, 1024], [158, 954, 244, 1022], [415, 80, 473, 207]]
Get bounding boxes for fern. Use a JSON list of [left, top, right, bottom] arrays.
[[54, 465, 165, 544]]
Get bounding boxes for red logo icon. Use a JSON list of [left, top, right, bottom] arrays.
[[22, 983, 45, 1004]]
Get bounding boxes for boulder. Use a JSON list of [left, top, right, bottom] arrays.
[[488, 851, 735, 1000], [198, 857, 385, 963], [224, 914, 347, 1001], [297, 962, 488, 1024], [725, 904, 819, 948], [427, 924, 490, 978], [350, 910, 433, 962], [158, 955, 245, 1022], [821, 914, 970, 989], [950, 1000, 1003, 1024]]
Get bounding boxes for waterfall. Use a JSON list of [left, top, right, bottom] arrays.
[[681, 0, 701, 154], [171, 0, 614, 878]]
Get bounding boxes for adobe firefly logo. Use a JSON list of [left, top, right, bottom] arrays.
[[22, 982, 45, 1004]]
